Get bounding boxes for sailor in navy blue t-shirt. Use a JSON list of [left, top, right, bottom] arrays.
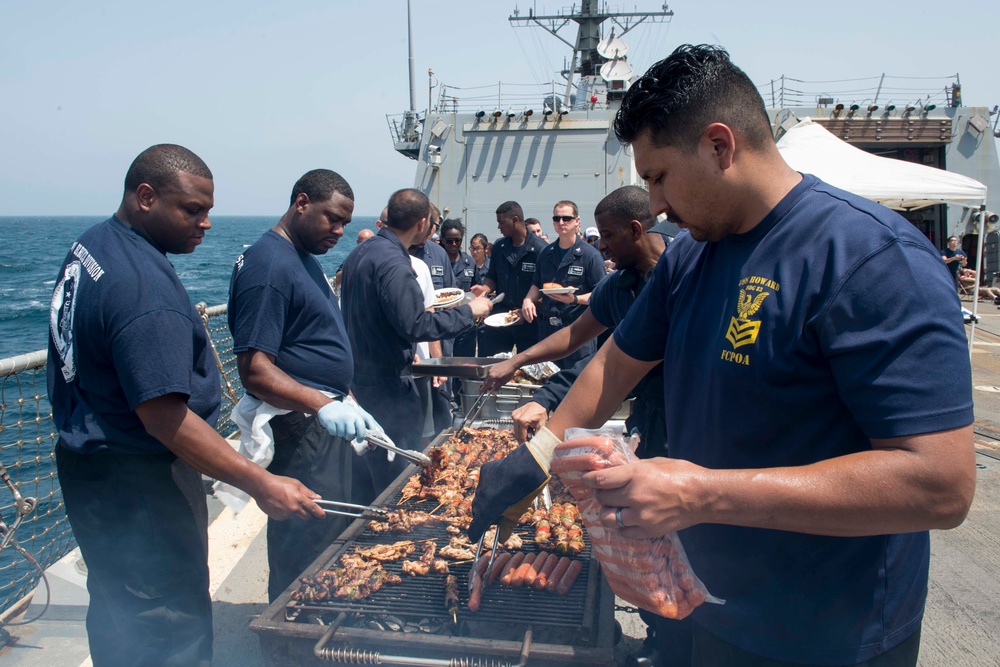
[[521, 200, 606, 369], [48, 145, 323, 667], [471, 47, 975, 666], [228, 169, 379, 602]]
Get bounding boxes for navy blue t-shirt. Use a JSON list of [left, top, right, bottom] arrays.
[[532, 238, 606, 324], [484, 231, 547, 312], [614, 175, 973, 664], [47, 216, 221, 455], [228, 230, 353, 397], [942, 247, 966, 279]]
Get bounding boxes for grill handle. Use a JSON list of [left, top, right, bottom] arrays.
[[313, 621, 527, 667]]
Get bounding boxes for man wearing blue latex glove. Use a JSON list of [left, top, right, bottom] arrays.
[[229, 169, 374, 602], [316, 399, 375, 442], [468, 427, 559, 542]]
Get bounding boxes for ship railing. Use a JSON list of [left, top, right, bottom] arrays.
[[759, 73, 960, 110], [0, 303, 242, 619], [434, 80, 579, 115]]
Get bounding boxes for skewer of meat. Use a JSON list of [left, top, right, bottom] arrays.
[[444, 574, 460, 622]]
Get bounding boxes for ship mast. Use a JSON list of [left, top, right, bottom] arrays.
[[399, 0, 420, 143], [509, 1, 673, 106]]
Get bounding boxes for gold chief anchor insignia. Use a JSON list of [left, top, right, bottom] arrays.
[[725, 288, 770, 349]]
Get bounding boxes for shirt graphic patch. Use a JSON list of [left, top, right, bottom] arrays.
[[522, 262, 536, 273], [431, 265, 445, 276], [723, 276, 778, 363], [50, 260, 83, 382], [567, 265, 584, 276]]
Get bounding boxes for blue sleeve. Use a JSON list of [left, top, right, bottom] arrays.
[[378, 260, 473, 342], [583, 247, 605, 292], [230, 284, 287, 356], [818, 240, 973, 438], [485, 244, 499, 284], [614, 256, 670, 362], [111, 310, 202, 409], [532, 246, 547, 287], [588, 273, 617, 329], [531, 357, 588, 411]]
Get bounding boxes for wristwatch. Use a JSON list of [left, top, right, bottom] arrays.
[[572, 294, 578, 304]]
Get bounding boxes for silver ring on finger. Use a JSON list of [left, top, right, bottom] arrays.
[[615, 507, 626, 530]]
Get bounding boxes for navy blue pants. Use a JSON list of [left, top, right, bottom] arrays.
[[265, 412, 353, 602], [56, 443, 212, 667], [352, 372, 421, 501]]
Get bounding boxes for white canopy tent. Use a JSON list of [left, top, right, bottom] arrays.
[[776, 119, 989, 355]]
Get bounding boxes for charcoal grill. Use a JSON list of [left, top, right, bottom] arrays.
[[251, 428, 616, 666]]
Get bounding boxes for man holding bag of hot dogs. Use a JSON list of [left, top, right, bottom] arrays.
[[471, 45, 975, 667]]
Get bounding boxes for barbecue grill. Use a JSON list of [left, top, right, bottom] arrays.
[[251, 428, 617, 666]]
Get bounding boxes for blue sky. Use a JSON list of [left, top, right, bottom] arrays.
[[1, 0, 997, 216]]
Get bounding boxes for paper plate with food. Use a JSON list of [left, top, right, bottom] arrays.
[[484, 310, 522, 327], [433, 288, 466, 309], [540, 282, 579, 296]]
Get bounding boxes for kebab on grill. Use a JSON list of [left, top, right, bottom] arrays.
[[444, 574, 460, 622], [353, 540, 416, 562]]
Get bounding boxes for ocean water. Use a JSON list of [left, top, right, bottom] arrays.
[[0, 215, 376, 361], [0, 215, 376, 605]]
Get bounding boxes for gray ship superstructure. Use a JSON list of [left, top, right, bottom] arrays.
[[389, 1, 1000, 270]]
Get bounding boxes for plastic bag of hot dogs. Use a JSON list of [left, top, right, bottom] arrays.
[[550, 428, 723, 619]]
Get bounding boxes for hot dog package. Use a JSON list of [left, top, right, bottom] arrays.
[[550, 428, 723, 619]]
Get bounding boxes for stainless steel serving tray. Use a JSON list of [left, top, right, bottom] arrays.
[[410, 356, 500, 379]]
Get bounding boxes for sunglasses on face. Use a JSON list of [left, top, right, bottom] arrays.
[[443, 238, 463, 245], [552, 215, 576, 222]]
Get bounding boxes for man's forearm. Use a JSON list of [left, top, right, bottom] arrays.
[[137, 396, 270, 496], [677, 424, 976, 536], [547, 338, 656, 438], [511, 311, 606, 367]]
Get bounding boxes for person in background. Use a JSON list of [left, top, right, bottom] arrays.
[[941, 235, 967, 289], [229, 169, 379, 602], [525, 217, 549, 242], [341, 189, 493, 496], [470, 232, 491, 279], [410, 203, 453, 291], [585, 226, 600, 247], [48, 144, 322, 666], [473, 201, 548, 356], [958, 266, 1000, 303], [471, 45, 975, 666], [520, 200, 606, 369], [441, 218, 480, 361], [333, 227, 375, 294]]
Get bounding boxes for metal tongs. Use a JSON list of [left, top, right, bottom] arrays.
[[364, 431, 432, 467], [314, 499, 389, 521], [458, 390, 492, 431], [468, 527, 502, 595], [490, 292, 505, 306]]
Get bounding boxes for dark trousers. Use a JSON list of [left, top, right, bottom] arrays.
[[265, 412, 353, 602], [352, 372, 422, 499], [56, 443, 212, 667], [478, 319, 539, 356], [691, 623, 921, 667]]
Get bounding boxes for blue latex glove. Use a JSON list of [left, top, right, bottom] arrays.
[[317, 400, 376, 443]]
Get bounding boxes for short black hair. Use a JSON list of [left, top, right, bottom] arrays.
[[524, 218, 541, 228], [289, 169, 354, 206], [441, 218, 465, 237], [614, 44, 773, 152], [594, 186, 656, 230], [124, 144, 212, 193], [387, 188, 430, 231], [496, 201, 524, 220], [470, 233, 489, 249]]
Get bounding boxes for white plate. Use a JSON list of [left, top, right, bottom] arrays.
[[484, 312, 522, 328], [433, 289, 466, 309], [540, 286, 578, 296]]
